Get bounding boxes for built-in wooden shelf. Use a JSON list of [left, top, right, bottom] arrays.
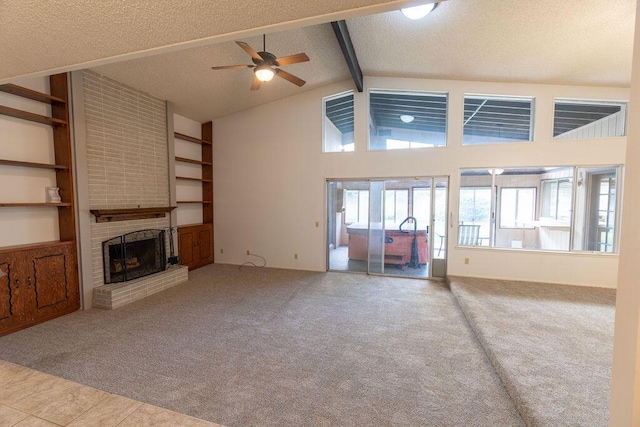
[[175, 156, 212, 166], [176, 176, 212, 183], [0, 105, 67, 127], [174, 132, 212, 145], [177, 201, 213, 204], [0, 159, 68, 170], [0, 202, 71, 207], [0, 84, 66, 105], [90, 206, 177, 223]]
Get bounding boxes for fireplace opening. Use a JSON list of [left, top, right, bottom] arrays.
[[102, 229, 166, 284]]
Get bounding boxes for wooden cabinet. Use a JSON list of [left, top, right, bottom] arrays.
[[0, 73, 80, 336], [173, 121, 214, 270], [178, 223, 213, 270], [0, 242, 79, 336]]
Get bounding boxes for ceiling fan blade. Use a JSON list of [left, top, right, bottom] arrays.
[[275, 53, 310, 66], [250, 75, 262, 91], [211, 64, 254, 70], [236, 41, 263, 61], [275, 69, 306, 87]]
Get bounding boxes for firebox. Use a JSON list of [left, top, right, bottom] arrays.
[[102, 229, 166, 284]]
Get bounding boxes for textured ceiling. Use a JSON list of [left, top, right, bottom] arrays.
[[6, 0, 635, 122], [93, 25, 350, 122], [0, 0, 408, 81], [348, 0, 636, 86], [89, 0, 636, 122]]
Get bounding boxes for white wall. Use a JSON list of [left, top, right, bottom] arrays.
[[213, 76, 628, 287]]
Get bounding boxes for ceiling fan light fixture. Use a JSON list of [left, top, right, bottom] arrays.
[[400, 114, 415, 123], [401, 3, 437, 20], [255, 65, 275, 82]]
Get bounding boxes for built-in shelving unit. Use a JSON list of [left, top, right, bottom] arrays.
[[0, 159, 69, 170], [176, 176, 212, 183], [174, 122, 214, 270], [0, 203, 72, 207], [176, 201, 213, 204], [174, 132, 212, 146], [0, 73, 80, 336], [0, 74, 76, 240], [0, 84, 67, 104], [0, 105, 67, 126], [175, 156, 212, 166]]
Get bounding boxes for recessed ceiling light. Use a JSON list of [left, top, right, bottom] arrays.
[[401, 3, 437, 20], [400, 114, 415, 123]]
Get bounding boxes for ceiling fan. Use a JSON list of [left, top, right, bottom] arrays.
[[211, 35, 310, 91]]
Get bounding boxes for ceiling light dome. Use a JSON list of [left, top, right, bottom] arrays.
[[400, 114, 415, 123], [401, 2, 437, 20], [255, 64, 275, 82]]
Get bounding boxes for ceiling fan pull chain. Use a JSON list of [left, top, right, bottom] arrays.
[[263, 34, 266, 52]]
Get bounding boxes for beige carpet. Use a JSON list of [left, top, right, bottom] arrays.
[[448, 276, 615, 427], [0, 264, 524, 426]]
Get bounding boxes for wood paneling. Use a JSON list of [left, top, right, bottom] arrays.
[[0, 74, 80, 336], [178, 224, 213, 270], [0, 261, 14, 321], [33, 253, 68, 309], [0, 231, 79, 337]]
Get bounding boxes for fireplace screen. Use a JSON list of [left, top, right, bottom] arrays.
[[102, 229, 166, 284]]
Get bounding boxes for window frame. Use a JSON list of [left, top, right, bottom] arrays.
[[322, 90, 354, 153], [462, 94, 535, 146], [459, 165, 622, 254], [344, 189, 369, 224], [540, 178, 573, 222], [552, 98, 628, 141], [383, 189, 409, 223], [367, 89, 449, 151], [498, 187, 537, 229], [458, 185, 493, 246]]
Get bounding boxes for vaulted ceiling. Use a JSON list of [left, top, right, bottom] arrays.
[[2, 0, 636, 122]]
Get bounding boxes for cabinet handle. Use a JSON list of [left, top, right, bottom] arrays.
[[14, 278, 19, 289], [27, 276, 32, 287]]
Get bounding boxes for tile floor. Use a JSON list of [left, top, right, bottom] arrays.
[[0, 360, 222, 427]]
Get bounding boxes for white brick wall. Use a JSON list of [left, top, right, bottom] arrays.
[[83, 70, 168, 209], [82, 71, 176, 299]]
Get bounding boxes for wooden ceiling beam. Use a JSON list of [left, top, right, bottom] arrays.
[[331, 20, 363, 93]]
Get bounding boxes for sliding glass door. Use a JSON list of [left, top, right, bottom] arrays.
[[326, 177, 448, 279]]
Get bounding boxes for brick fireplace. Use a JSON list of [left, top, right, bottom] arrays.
[[77, 70, 188, 309]]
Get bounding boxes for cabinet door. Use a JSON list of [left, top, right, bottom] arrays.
[[178, 229, 195, 268], [24, 244, 80, 324], [198, 227, 212, 264], [0, 254, 25, 335]]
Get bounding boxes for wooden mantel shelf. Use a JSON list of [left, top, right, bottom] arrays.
[[90, 206, 176, 223]]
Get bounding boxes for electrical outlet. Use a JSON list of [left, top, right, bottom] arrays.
[[294, 253, 298, 259], [220, 249, 224, 254], [246, 250, 250, 255], [464, 258, 469, 265]]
